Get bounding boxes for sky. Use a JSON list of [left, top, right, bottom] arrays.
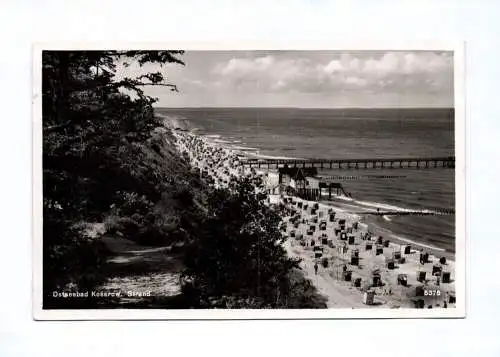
[[116, 50, 454, 108]]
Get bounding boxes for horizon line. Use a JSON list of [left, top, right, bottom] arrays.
[[154, 106, 454, 110]]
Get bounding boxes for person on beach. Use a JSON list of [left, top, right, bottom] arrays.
[[314, 263, 319, 275]]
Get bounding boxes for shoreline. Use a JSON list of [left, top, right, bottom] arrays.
[[276, 194, 456, 308], [157, 109, 455, 255], [165, 117, 456, 309], [262, 167, 455, 259], [319, 198, 456, 261]]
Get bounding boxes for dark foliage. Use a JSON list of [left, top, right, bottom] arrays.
[[42, 50, 185, 306], [181, 178, 305, 308]]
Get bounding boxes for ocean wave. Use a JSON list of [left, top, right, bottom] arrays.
[[316, 198, 448, 253], [230, 145, 260, 151], [213, 139, 231, 144], [205, 134, 221, 138], [325, 193, 447, 216], [357, 200, 446, 215], [251, 153, 305, 160], [390, 235, 446, 252], [330, 195, 354, 202], [352, 199, 415, 213]]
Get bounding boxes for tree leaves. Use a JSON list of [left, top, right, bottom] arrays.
[[182, 179, 301, 308], [42, 50, 185, 304]]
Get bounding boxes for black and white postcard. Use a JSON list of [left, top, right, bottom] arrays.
[[33, 43, 466, 319]]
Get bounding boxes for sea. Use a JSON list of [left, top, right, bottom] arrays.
[[156, 107, 456, 255]]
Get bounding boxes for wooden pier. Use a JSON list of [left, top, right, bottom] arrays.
[[241, 156, 455, 170]]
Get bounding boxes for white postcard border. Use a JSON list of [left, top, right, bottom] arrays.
[[32, 41, 466, 320]]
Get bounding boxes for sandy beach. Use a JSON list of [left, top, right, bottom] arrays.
[[170, 125, 456, 309], [279, 196, 455, 308]]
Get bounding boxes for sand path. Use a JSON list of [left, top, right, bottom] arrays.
[[94, 235, 182, 306], [284, 239, 367, 308]]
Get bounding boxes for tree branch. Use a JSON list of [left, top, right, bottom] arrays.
[[44, 120, 72, 133], [134, 83, 179, 91]]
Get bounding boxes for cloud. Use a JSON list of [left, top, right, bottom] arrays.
[[186, 79, 205, 87], [217, 55, 276, 75], [211, 51, 453, 96]]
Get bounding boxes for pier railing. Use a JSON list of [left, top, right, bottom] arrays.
[[240, 156, 455, 169]]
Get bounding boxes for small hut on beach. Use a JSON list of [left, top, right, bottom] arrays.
[[417, 270, 427, 282], [364, 289, 375, 305]]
